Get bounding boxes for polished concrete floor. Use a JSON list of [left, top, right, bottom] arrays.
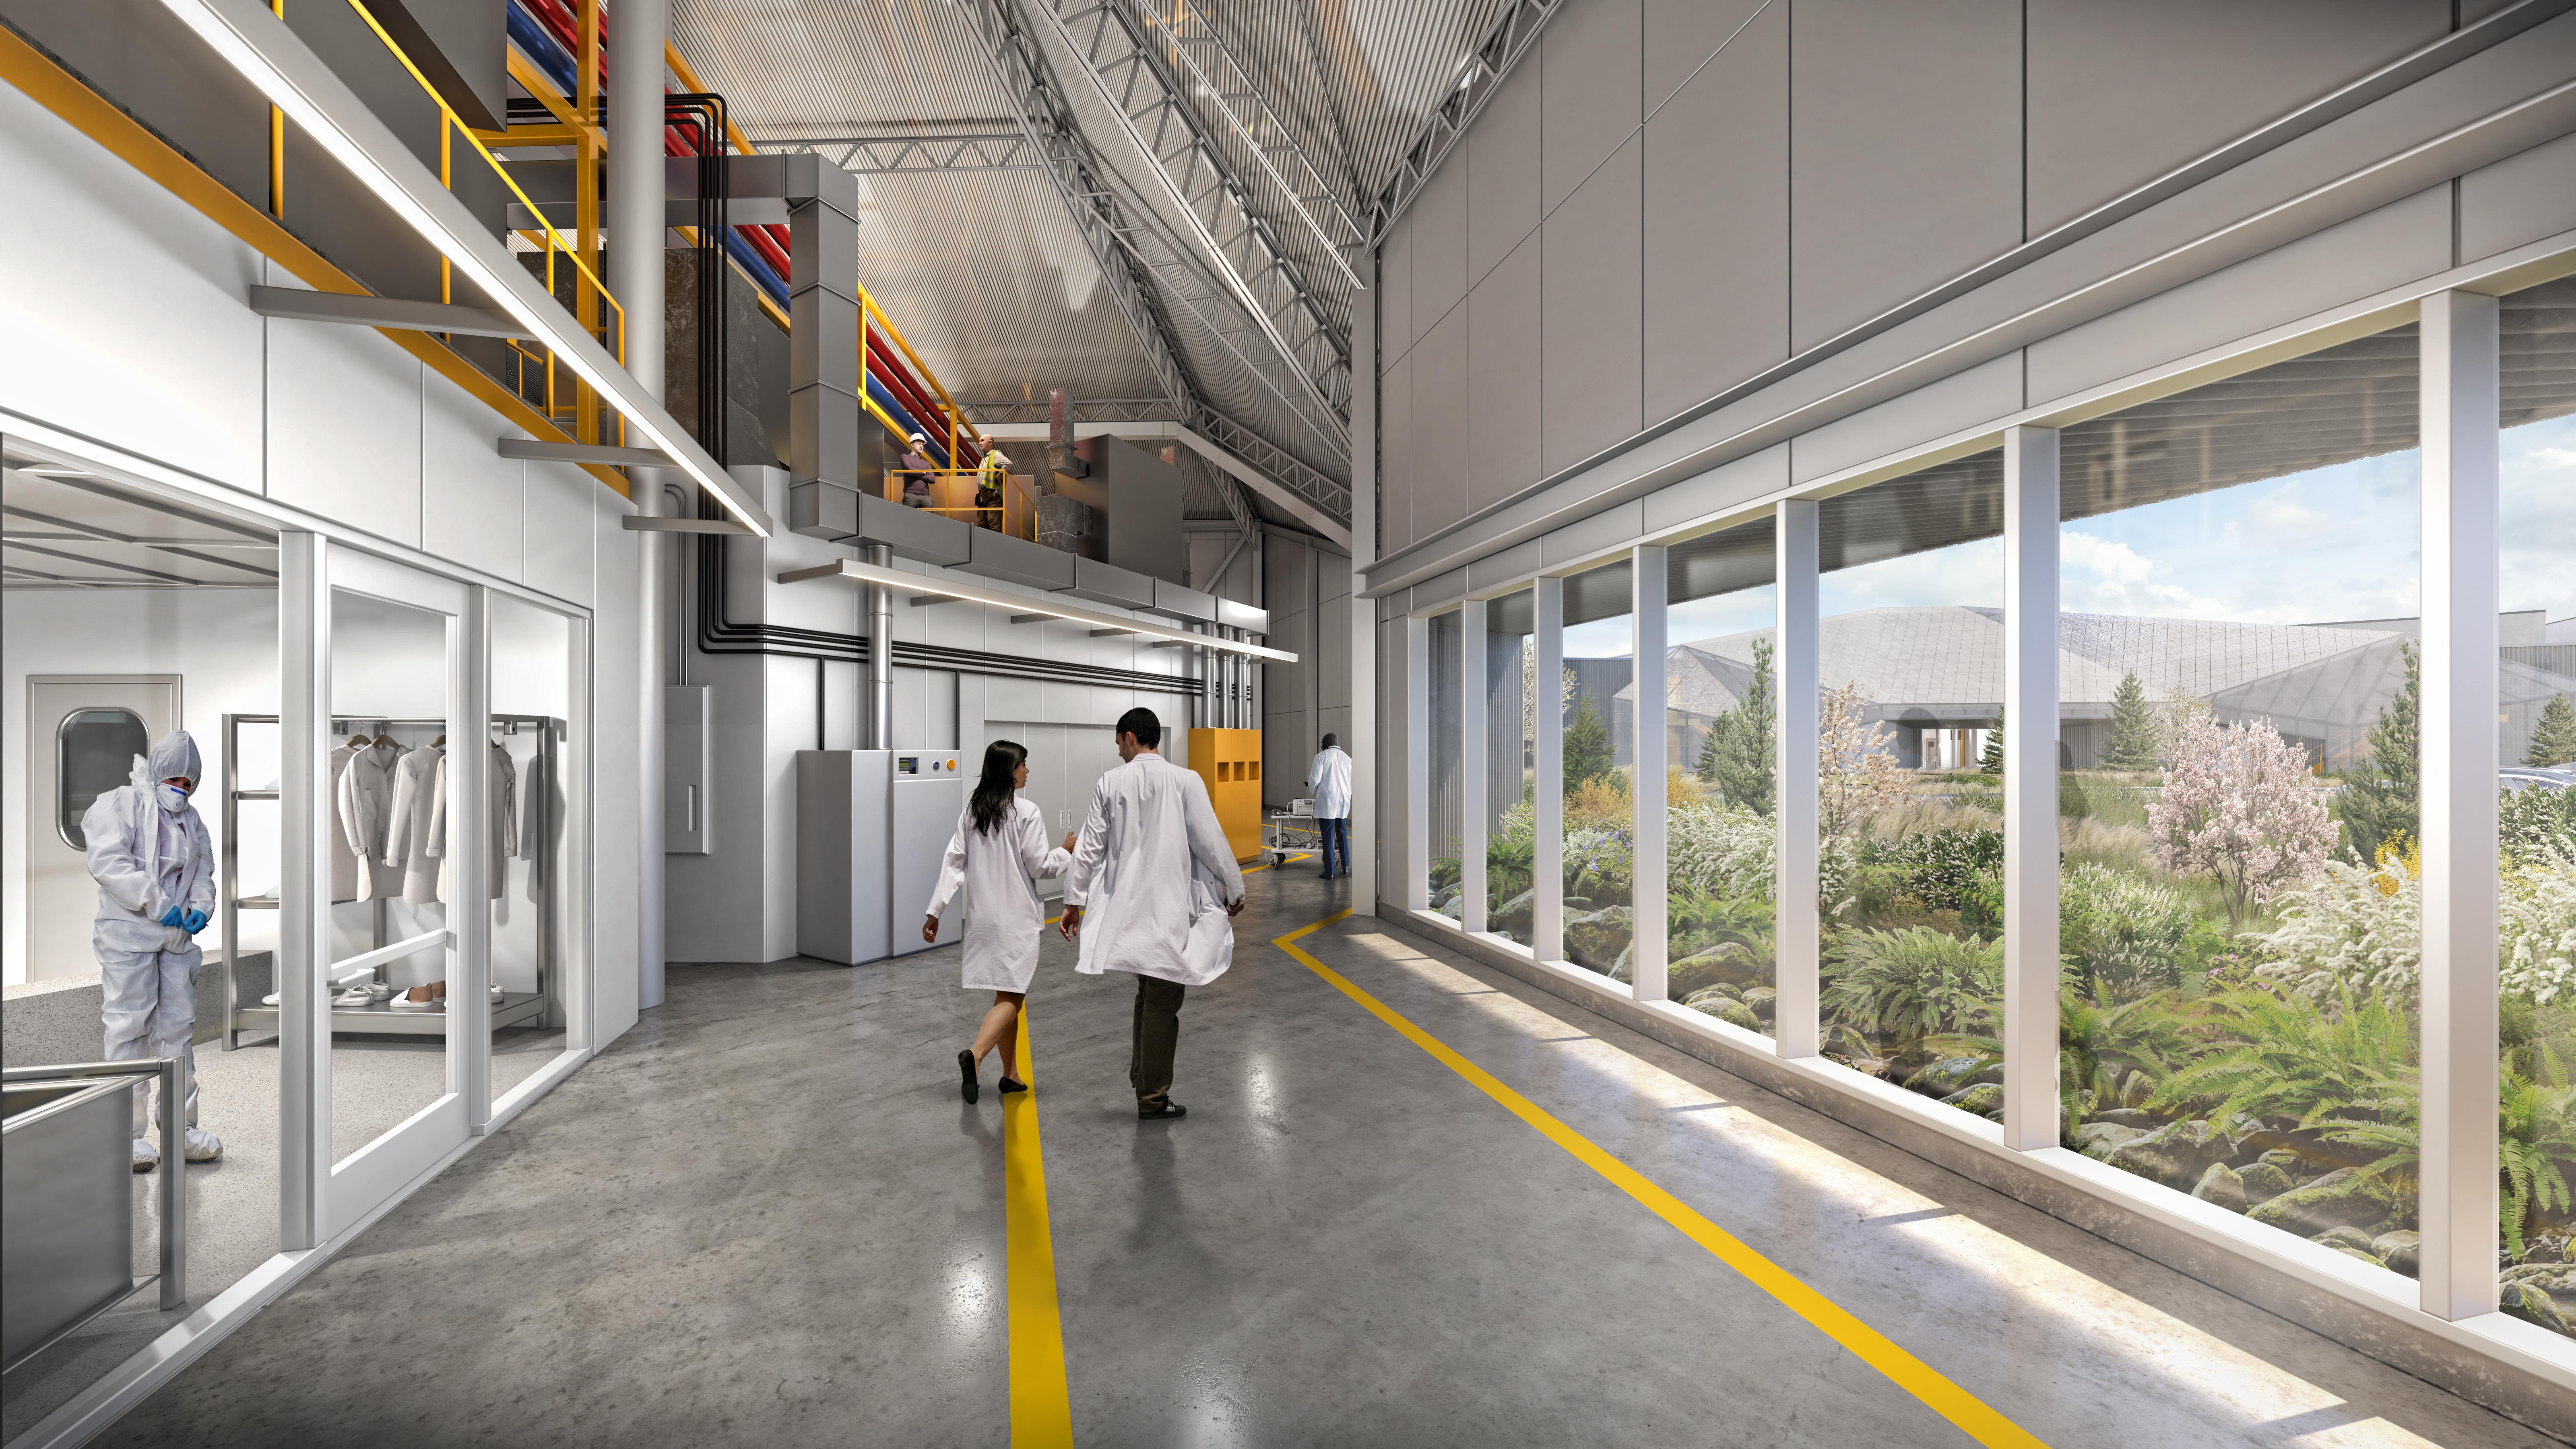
[[90, 866, 2556, 1447]]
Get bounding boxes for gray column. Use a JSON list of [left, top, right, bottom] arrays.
[[1349, 260, 1378, 914], [1405, 614, 1431, 913], [2419, 288, 2502, 1322], [865, 543, 894, 749], [1461, 601, 1488, 933], [2000, 425, 2062, 1151], [1533, 576, 1565, 962], [1775, 501, 1820, 1057], [1631, 545, 1668, 1002], [278, 531, 325, 1251], [609, 0, 668, 1010]]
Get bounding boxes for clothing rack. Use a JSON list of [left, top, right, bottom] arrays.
[[219, 713, 562, 1047]]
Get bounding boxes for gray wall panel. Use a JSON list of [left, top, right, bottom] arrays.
[[1642, 443, 1788, 535], [1644, 0, 1766, 120], [2027, 184, 2452, 405], [1468, 60, 1545, 288], [1382, 352, 1415, 552], [1789, 0, 2021, 354], [1642, 0, 1788, 426], [1539, 499, 1643, 568], [1468, 538, 1545, 594], [2026, 1, 2448, 237], [1542, 0, 1642, 217], [1542, 133, 1644, 476], [1468, 228, 1545, 512], [1414, 301, 1472, 541], [1382, 206, 1416, 365], [1790, 351, 2023, 484], [2459, 130, 2576, 263], [1415, 567, 1470, 611], [1414, 151, 1471, 334]]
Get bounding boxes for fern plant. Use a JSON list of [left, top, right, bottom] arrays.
[[1821, 927, 2003, 1043], [2149, 985, 2414, 1131]]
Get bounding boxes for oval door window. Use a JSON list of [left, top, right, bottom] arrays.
[[59, 708, 150, 848]]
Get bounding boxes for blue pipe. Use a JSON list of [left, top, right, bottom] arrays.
[[504, 4, 577, 97], [867, 375, 956, 469]]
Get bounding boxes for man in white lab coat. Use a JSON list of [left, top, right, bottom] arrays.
[[1060, 707, 1245, 1120], [86, 730, 222, 1171], [1307, 732, 1353, 879]]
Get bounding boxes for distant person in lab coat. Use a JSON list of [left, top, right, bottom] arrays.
[[1307, 732, 1353, 879], [85, 730, 222, 1171], [925, 740, 1074, 1104], [1060, 708, 1245, 1121]]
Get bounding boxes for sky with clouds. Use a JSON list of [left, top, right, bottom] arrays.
[[1563, 413, 2576, 658]]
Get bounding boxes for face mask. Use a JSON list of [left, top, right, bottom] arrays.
[[157, 783, 192, 813]]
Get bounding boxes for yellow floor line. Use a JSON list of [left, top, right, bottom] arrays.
[[1004, 1008, 1073, 1449], [1274, 911, 2050, 1449]]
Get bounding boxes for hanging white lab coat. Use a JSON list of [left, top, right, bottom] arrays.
[[427, 743, 518, 901], [1064, 753, 1243, 985], [1307, 746, 1353, 818], [336, 740, 404, 901], [382, 745, 445, 904], [924, 796, 1071, 993]]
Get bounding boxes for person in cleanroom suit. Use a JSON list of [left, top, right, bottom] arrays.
[[86, 729, 223, 1171]]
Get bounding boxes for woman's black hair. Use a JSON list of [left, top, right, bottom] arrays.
[[971, 739, 1027, 837]]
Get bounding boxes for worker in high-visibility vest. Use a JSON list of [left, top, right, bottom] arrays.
[[974, 448, 1011, 532]]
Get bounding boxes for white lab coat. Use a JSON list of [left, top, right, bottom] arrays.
[[1065, 753, 1243, 985], [1307, 746, 1353, 818], [925, 796, 1071, 993], [335, 740, 404, 901], [382, 745, 445, 903], [427, 743, 518, 901]]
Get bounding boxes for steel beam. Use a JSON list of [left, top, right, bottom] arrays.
[[249, 284, 533, 339], [1364, 0, 1565, 244]]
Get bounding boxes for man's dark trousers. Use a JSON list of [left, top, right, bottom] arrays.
[[1318, 816, 1350, 877], [1131, 975, 1186, 1109]]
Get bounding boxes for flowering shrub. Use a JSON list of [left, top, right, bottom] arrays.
[[1562, 826, 1632, 904], [1819, 681, 1908, 837], [1667, 802, 1775, 901], [2148, 714, 2333, 928], [2061, 862, 2214, 996], [2502, 836, 2576, 1006], [2254, 853, 2420, 1002]]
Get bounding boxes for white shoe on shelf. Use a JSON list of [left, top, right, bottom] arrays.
[[132, 1137, 160, 1173], [184, 1127, 223, 1163], [490, 984, 507, 1002], [332, 987, 374, 1006], [262, 992, 279, 1006], [365, 982, 397, 1003]]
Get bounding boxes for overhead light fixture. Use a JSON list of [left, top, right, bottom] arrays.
[[151, 0, 770, 537], [778, 558, 1297, 662]]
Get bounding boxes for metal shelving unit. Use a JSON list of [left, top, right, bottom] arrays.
[[219, 712, 559, 1047]]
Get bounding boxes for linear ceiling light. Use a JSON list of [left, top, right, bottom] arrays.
[[151, 0, 770, 537], [778, 559, 1297, 662]]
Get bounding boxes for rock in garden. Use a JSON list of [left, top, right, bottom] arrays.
[[2258, 1148, 2305, 1174], [2074, 1122, 2145, 1162], [2190, 1164, 2246, 1213], [1740, 986, 1777, 1020], [2501, 1281, 2570, 1334], [2328, 1245, 2388, 1269], [2504, 1263, 2576, 1298], [2311, 1225, 2375, 1253], [2235, 1162, 2294, 1206], [1941, 1083, 2004, 1117], [2091, 1107, 2156, 1129], [2370, 1231, 2421, 1277], [2106, 1119, 2233, 1191], [1684, 991, 1761, 1033], [2248, 1170, 2401, 1239], [2520, 1235, 2568, 1265], [1667, 949, 1752, 996], [1903, 1057, 1985, 1099]]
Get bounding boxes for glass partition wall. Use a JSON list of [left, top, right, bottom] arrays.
[[1402, 280, 2576, 1338]]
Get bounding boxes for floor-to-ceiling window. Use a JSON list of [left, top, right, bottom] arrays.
[[1805, 455, 2010, 1112], [2052, 320, 2422, 1273], [1485, 590, 1538, 946], [1426, 610, 1463, 919], [1662, 521, 1780, 1035], [1561, 561, 1635, 977], [2496, 276, 2576, 1336]]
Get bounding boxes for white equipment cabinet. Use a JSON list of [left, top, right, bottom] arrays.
[[890, 750, 965, 955], [797, 748, 965, 964]]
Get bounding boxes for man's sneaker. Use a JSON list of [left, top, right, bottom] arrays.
[[184, 1127, 223, 1163], [1137, 1102, 1187, 1121], [132, 1137, 161, 1173]]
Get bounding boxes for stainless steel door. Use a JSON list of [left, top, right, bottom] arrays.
[[23, 676, 180, 982]]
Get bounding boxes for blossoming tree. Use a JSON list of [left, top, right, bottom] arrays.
[[1818, 681, 1908, 837], [2147, 714, 2334, 930]]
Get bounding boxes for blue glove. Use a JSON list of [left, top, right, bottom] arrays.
[[183, 909, 211, 934], [159, 907, 186, 928]]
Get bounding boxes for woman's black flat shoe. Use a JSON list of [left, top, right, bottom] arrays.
[[998, 1077, 1028, 1094], [958, 1049, 979, 1104]]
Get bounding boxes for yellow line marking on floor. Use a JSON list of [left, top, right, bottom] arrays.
[[1004, 1007, 1073, 1449], [1274, 911, 2050, 1449]]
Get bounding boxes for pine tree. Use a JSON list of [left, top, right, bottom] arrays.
[[1563, 688, 1614, 795], [2529, 691, 2576, 768], [1696, 638, 1777, 815], [2339, 641, 2420, 865], [1979, 709, 2004, 775], [2100, 671, 2161, 772]]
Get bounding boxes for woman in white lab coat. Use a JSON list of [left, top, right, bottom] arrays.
[[925, 740, 1073, 1103]]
